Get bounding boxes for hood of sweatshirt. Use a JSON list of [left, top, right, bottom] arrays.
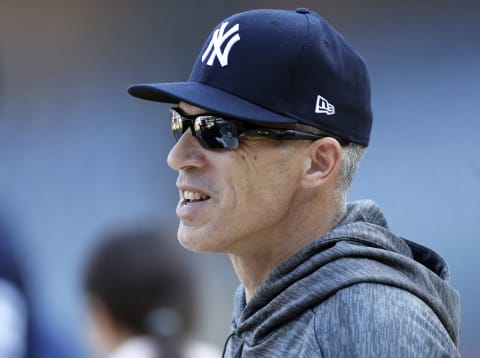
[[230, 200, 461, 348]]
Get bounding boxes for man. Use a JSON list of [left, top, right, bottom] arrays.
[[128, 8, 461, 357]]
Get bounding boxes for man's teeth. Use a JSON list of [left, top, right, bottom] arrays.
[[181, 190, 209, 201]]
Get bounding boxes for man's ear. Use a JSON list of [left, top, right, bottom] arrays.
[[301, 138, 342, 189]]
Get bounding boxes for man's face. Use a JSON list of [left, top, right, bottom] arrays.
[[166, 103, 308, 254]]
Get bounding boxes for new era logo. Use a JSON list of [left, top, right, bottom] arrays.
[[202, 21, 240, 67], [315, 95, 335, 115]]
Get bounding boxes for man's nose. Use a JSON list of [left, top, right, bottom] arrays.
[[167, 128, 207, 171]]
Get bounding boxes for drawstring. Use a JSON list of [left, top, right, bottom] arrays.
[[222, 332, 235, 358], [234, 341, 244, 358], [222, 332, 245, 358]]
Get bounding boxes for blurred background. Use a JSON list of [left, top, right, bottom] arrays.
[[0, 0, 478, 357]]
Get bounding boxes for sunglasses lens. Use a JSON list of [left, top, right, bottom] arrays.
[[170, 109, 187, 142], [170, 108, 241, 149], [194, 117, 240, 149]]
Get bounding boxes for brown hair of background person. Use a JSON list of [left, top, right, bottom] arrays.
[[83, 228, 219, 358]]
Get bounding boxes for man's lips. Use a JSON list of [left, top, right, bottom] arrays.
[[176, 187, 212, 220], [176, 190, 210, 220]]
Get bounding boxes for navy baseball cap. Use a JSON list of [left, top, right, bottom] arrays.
[[128, 8, 373, 146]]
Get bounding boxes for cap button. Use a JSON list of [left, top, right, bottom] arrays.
[[295, 8, 310, 14]]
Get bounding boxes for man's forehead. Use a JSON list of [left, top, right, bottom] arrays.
[[178, 101, 207, 116]]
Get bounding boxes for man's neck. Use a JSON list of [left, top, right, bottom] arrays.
[[229, 201, 345, 303]]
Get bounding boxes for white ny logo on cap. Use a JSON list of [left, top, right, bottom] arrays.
[[202, 21, 240, 67]]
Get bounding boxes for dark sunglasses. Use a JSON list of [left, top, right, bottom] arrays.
[[170, 107, 346, 150]]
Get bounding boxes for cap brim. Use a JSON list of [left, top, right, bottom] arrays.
[[128, 82, 298, 125]]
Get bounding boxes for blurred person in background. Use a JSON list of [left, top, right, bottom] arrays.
[[0, 212, 69, 358], [83, 227, 221, 358], [127, 8, 461, 357], [0, 215, 28, 358]]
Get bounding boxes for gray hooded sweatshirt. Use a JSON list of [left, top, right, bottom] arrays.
[[223, 200, 461, 357]]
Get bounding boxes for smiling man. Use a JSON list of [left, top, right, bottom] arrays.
[[128, 8, 461, 357]]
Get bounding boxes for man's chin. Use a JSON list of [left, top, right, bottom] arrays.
[[177, 228, 227, 253], [178, 227, 207, 252]]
